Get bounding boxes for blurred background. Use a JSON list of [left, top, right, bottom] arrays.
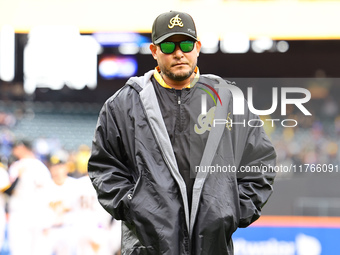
[[0, 0, 340, 254]]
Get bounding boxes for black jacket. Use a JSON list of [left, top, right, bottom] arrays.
[[88, 70, 276, 255]]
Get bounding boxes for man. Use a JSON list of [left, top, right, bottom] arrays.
[[88, 10, 276, 255], [7, 139, 53, 255], [43, 150, 78, 255]]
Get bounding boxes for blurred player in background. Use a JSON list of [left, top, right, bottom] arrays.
[[43, 150, 78, 255], [6, 139, 53, 255], [75, 172, 121, 255], [0, 162, 10, 252]]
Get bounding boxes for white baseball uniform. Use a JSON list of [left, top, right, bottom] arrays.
[[0, 167, 10, 251], [74, 175, 121, 255], [43, 176, 79, 255], [7, 158, 53, 255]]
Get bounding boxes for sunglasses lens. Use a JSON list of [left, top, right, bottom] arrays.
[[159, 40, 195, 54], [160, 42, 176, 54], [180, 41, 195, 52]]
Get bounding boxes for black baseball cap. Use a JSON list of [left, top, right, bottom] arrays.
[[152, 11, 197, 44], [12, 138, 32, 150], [49, 150, 69, 166]]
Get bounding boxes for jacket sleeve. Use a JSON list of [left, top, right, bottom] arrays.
[[88, 100, 135, 222], [237, 114, 277, 228]]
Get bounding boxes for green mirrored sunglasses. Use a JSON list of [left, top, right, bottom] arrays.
[[158, 40, 195, 54]]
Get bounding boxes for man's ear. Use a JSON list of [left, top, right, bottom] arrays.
[[196, 40, 202, 57], [149, 43, 158, 60]]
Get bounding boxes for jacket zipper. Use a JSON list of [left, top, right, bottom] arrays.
[[176, 89, 181, 105], [175, 90, 182, 132]]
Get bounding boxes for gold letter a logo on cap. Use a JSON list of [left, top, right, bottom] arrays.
[[168, 14, 184, 29]]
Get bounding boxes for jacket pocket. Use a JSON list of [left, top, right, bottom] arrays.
[[123, 171, 143, 224]]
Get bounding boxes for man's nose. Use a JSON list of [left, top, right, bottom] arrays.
[[173, 45, 184, 57]]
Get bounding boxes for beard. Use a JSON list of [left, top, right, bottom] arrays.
[[160, 61, 197, 82]]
